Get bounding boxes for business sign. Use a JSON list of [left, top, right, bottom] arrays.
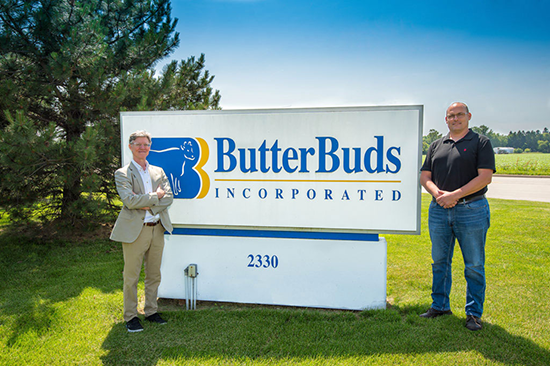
[[120, 106, 423, 234]]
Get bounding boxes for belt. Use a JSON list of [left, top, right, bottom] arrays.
[[457, 194, 485, 205], [144, 221, 159, 226]]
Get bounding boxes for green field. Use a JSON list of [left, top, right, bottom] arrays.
[[421, 153, 550, 176], [1, 195, 549, 365], [495, 153, 550, 175]]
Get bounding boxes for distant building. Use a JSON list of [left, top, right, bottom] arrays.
[[494, 147, 514, 154]]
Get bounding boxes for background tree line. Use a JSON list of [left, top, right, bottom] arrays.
[[0, 0, 220, 228], [423, 126, 550, 154]]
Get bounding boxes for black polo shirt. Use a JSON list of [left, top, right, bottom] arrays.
[[421, 129, 496, 201]]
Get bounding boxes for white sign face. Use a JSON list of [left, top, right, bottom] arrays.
[[120, 106, 423, 234]]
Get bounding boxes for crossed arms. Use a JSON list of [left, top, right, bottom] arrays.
[[114, 167, 173, 215]]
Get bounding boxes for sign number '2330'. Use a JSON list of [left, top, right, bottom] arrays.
[[247, 254, 279, 269]]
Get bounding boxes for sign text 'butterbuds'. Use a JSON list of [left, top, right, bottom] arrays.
[[214, 136, 401, 174]]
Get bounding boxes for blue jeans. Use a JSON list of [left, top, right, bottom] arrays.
[[428, 197, 490, 318]]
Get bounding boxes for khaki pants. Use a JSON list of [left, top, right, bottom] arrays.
[[122, 224, 165, 322]]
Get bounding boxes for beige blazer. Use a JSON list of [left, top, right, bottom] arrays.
[[110, 162, 173, 243]]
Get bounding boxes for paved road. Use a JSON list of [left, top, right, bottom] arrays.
[[422, 176, 550, 203], [486, 176, 550, 203]]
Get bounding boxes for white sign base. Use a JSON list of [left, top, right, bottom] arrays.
[[158, 233, 387, 310]]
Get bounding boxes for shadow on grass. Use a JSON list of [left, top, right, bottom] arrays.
[[100, 304, 550, 365], [0, 233, 123, 348], [2, 229, 548, 365]]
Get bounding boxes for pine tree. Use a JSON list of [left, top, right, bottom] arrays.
[[0, 0, 220, 226]]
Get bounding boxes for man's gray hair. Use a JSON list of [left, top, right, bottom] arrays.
[[129, 130, 152, 144]]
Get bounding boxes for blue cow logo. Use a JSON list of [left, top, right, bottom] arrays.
[[148, 137, 210, 199]]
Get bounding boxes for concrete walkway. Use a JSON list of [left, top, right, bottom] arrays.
[[422, 176, 550, 203]]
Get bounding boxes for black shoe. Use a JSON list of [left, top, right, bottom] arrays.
[[419, 307, 453, 318], [145, 313, 167, 325], [465, 315, 482, 331], [126, 317, 144, 333]]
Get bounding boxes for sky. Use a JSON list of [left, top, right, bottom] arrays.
[[159, 0, 550, 135]]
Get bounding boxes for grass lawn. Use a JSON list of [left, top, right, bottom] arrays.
[[495, 153, 550, 175], [422, 152, 550, 176], [1, 195, 549, 365]]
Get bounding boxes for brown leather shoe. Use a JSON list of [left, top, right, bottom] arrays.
[[465, 315, 482, 331], [419, 307, 453, 318]]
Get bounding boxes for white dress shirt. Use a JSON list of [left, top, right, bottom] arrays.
[[131, 159, 160, 224]]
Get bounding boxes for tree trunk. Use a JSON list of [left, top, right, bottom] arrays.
[[60, 118, 84, 223]]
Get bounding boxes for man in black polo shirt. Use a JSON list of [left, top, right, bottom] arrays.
[[419, 102, 495, 331]]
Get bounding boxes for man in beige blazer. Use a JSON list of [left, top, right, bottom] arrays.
[[110, 130, 173, 333]]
